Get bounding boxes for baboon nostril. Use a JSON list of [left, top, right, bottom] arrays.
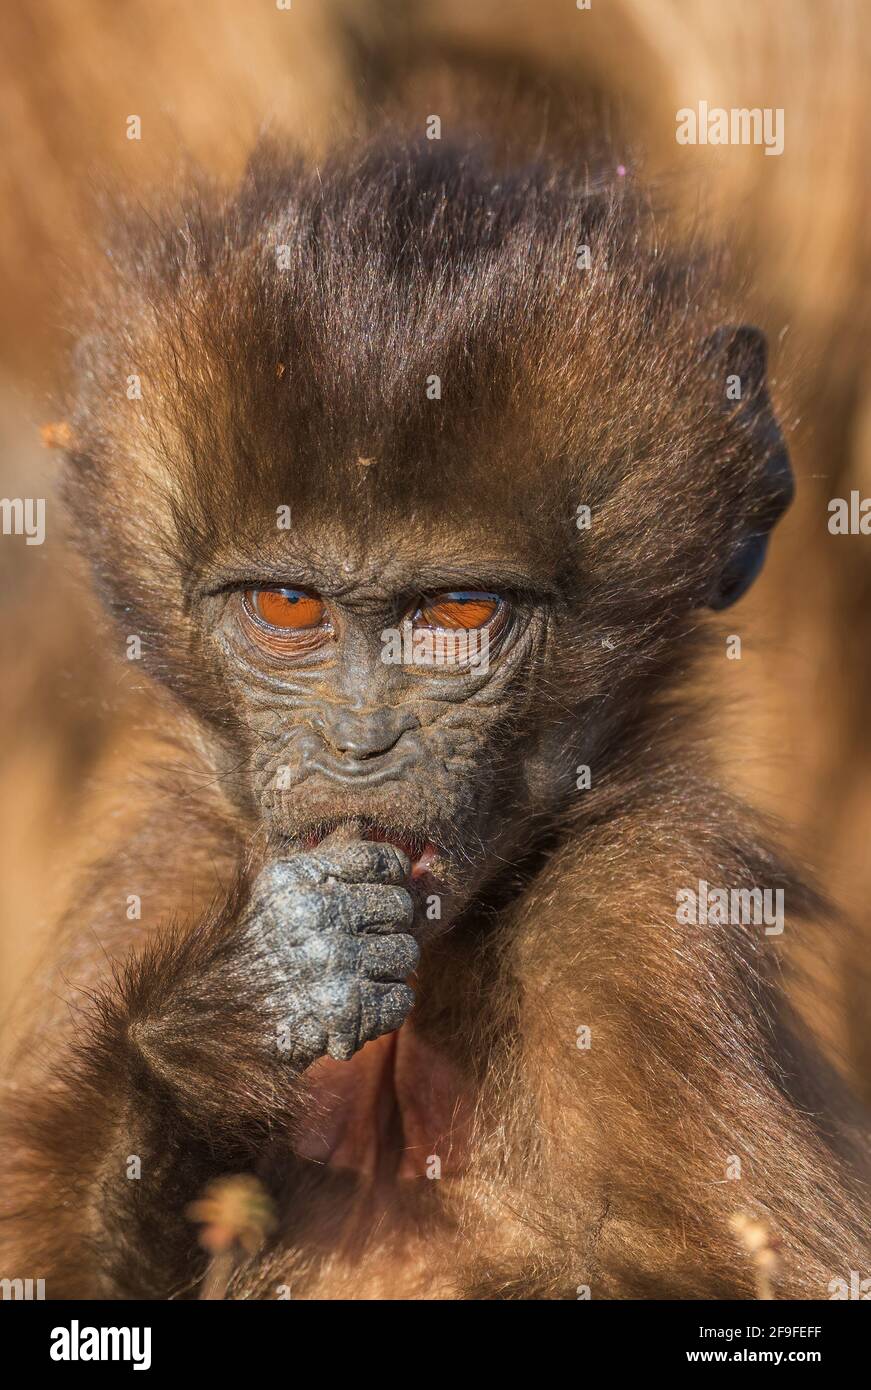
[[333, 731, 397, 759], [324, 711, 405, 760]]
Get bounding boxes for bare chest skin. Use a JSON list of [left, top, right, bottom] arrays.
[[295, 1022, 472, 1183], [234, 1026, 481, 1299]]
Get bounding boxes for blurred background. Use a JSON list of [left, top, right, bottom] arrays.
[[0, 0, 868, 1092]]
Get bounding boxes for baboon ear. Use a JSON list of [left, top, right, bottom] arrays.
[[704, 325, 794, 610]]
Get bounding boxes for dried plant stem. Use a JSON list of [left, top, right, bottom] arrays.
[[199, 1249, 237, 1301]]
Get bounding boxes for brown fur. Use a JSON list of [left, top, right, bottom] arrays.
[[0, 132, 867, 1300]]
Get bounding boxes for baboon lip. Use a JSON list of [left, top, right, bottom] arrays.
[[300, 817, 437, 879]]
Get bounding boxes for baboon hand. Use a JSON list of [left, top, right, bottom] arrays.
[[244, 838, 418, 1065]]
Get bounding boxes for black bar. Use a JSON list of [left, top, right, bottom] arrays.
[[1, 1298, 865, 1375]]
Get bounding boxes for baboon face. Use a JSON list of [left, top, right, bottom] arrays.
[[63, 143, 792, 925], [195, 511, 562, 925]]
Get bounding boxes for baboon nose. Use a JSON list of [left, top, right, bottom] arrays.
[[323, 709, 410, 761]]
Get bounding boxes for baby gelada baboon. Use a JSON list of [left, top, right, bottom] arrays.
[[1, 135, 867, 1300]]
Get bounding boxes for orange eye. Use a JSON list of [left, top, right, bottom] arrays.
[[246, 588, 326, 630], [415, 592, 500, 630]]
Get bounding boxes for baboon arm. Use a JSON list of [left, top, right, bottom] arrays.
[[0, 887, 302, 1299]]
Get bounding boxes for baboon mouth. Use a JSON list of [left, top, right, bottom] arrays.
[[301, 817, 438, 880], [366, 825, 438, 880]]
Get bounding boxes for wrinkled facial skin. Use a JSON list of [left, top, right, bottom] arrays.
[[196, 532, 567, 934]]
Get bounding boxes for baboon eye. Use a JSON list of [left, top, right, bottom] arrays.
[[414, 591, 501, 630], [245, 587, 326, 630]]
